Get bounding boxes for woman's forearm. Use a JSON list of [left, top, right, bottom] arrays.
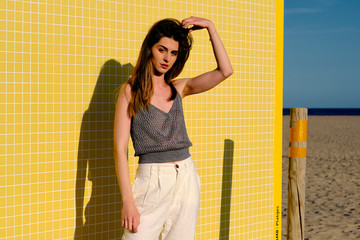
[[207, 22, 233, 78], [114, 149, 134, 204]]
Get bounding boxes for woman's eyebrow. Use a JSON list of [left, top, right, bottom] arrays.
[[159, 45, 168, 50], [159, 45, 178, 53]]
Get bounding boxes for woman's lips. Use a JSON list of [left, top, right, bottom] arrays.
[[161, 64, 169, 69]]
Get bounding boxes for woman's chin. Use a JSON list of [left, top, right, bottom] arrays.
[[153, 68, 167, 76]]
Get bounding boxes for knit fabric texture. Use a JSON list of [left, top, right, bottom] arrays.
[[130, 90, 192, 163]]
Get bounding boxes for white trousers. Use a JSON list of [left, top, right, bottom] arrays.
[[122, 157, 200, 240]]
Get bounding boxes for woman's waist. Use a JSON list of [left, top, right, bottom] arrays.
[[138, 147, 191, 164], [136, 156, 194, 177]]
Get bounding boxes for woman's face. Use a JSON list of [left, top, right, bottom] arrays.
[[151, 37, 179, 76]]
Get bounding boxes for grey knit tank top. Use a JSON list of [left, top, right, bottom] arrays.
[[130, 89, 192, 163]]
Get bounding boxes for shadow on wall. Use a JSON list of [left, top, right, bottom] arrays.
[[219, 139, 234, 240], [74, 59, 134, 240]]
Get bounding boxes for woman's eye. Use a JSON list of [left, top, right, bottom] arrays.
[[159, 49, 165, 53], [171, 52, 178, 56]]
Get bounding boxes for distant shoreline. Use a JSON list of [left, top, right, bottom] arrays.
[[283, 108, 360, 116]]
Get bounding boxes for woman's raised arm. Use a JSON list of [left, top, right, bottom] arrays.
[[175, 16, 233, 98]]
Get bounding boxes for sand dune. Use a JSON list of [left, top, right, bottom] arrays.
[[282, 116, 360, 240]]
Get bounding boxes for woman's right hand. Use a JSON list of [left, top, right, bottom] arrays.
[[122, 200, 140, 233]]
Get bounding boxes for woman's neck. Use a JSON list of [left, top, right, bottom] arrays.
[[152, 74, 168, 88]]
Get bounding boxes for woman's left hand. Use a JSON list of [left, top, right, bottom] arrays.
[[181, 16, 215, 33]]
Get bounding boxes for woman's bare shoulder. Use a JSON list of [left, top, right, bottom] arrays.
[[118, 83, 132, 103]]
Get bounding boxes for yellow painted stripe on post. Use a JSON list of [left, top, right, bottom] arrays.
[[290, 120, 308, 142], [289, 147, 307, 158]]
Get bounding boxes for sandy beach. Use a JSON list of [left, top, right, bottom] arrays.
[[281, 116, 360, 239]]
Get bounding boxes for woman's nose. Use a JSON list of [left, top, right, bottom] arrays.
[[163, 53, 169, 62]]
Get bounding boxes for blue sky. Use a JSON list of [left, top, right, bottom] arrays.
[[283, 0, 360, 108]]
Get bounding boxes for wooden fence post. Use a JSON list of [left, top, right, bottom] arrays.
[[287, 108, 308, 240]]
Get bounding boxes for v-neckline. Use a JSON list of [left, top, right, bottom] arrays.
[[150, 91, 177, 114]]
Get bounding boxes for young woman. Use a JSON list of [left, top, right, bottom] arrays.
[[114, 16, 233, 239]]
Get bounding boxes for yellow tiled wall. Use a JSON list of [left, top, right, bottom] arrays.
[[1, 0, 283, 239]]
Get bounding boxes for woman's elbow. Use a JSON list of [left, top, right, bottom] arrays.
[[113, 146, 127, 159], [222, 67, 233, 78]]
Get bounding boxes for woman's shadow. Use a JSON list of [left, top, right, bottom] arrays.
[[74, 59, 133, 240]]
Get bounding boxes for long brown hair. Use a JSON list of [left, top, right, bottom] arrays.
[[127, 18, 193, 117]]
